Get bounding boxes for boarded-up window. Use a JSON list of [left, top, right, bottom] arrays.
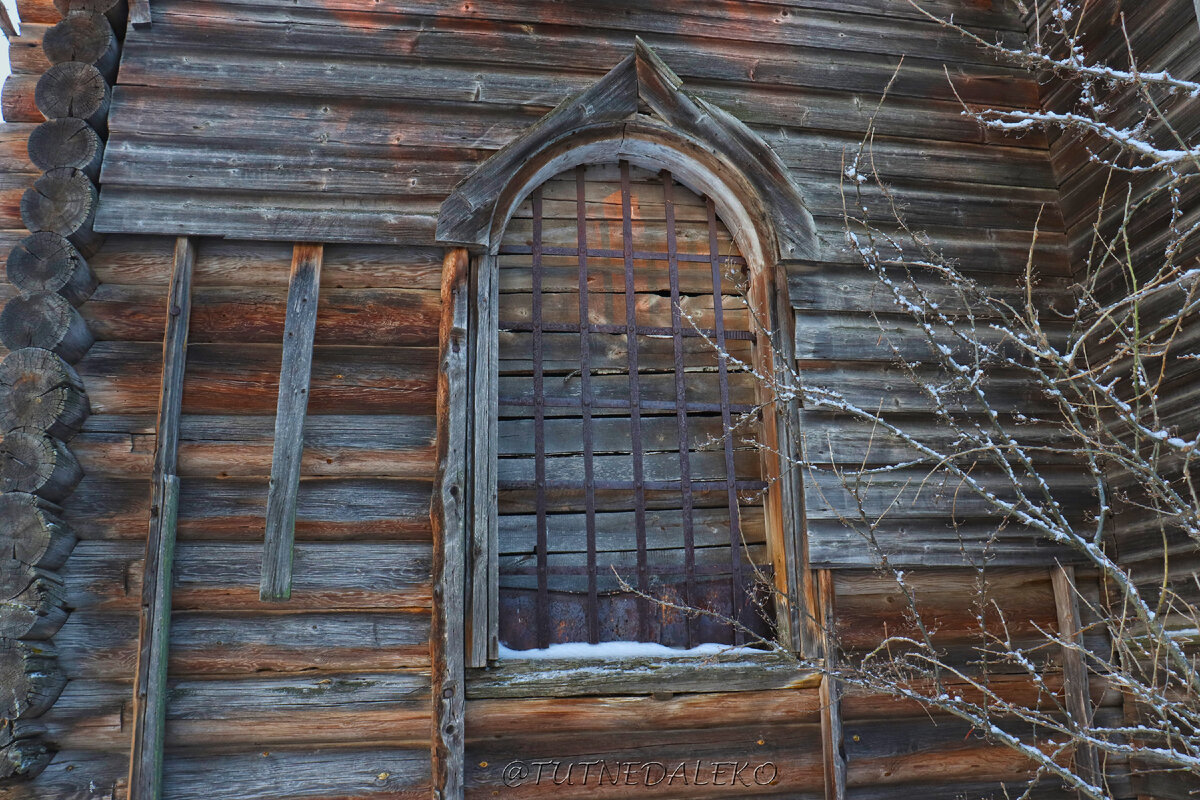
[[494, 161, 776, 651]]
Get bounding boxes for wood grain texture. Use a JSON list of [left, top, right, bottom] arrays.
[[128, 237, 194, 800], [431, 247, 468, 800], [262, 243, 323, 601]]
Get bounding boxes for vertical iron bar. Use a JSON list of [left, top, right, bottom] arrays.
[[707, 197, 746, 644], [662, 171, 697, 648], [620, 160, 651, 642], [576, 166, 600, 644], [532, 187, 550, 649]]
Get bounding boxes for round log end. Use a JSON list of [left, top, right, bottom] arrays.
[[27, 119, 105, 184], [0, 640, 65, 720], [0, 292, 95, 363], [33, 62, 110, 130], [0, 348, 90, 439], [0, 575, 68, 641], [20, 168, 100, 254], [0, 430, 83, 502], [0, 492, 75, 570], [42, 13, 119, 81], [0, 727, 53, 780], [54, 0, 128, 32], [6, 233, 96, 306]]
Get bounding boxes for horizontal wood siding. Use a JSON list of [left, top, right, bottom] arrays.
[[8, 235, 435, 800], [0, 1, 1107, 799]]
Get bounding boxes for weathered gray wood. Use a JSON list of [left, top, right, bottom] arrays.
[[28, 119, 105, 183], [432, 246, 468, 800], [33, 62, 111, 133], [19, 168, 104, 257], [471, 254, 499, 666], [130, 0, 151, 27], [0, 493, 75, 571], [0, 573, 68, 640], [436, 55, 636, 250], [1051, 565, 1102, 791], [0, 431, 83, 501], [42, 13, 119, 81], [466, 652, 819, 698], [6, 233, 98, 305], [0, 348, 89, 439], [0, 291, 95, 363], [0, 724, 52, 780], [127, 237, 193, 800], [261, 243, 323, 601], [0, 640, 66, 720], [53, 0, 128, 31]]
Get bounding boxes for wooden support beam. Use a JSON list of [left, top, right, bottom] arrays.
[[1051, 564, 1102, 791], [130, 0, 151, 27], [469, 253, 499, 666], [127, 237, 194, 800], [432, 247, 469, 800], [260, 243, 323, 601], [817, 569, 846, 800]]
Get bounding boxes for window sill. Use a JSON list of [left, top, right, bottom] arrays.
[[465, 650, 820, 699]]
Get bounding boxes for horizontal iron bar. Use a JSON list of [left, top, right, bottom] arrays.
[[500, 244, 746, 265], [499, 396, 759, 414], [501, 563, 772, 577], [499, 321, 756, 340], [498, 479, 769, 492]]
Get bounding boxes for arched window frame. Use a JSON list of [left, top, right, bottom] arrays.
[[431, 40, 821, 716]]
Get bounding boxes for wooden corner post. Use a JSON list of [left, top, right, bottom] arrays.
[[432, 247, 470, 800], [261, 243, 324, 601], [128, 237, 195, 800]]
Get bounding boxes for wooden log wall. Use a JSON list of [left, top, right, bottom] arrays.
[[1028, 2, 1200, 798], [1, 0, 125, 782], [0, 0, 1144, 799]]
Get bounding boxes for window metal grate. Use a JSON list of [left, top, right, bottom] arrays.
[[496, 161, 772, 650]]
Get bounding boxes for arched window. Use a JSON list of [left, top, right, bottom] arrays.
[[433, 42, 818, 680], [494, 160, 774, 651]]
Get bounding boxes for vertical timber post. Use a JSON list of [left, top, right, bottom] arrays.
[[1051, 564, 1102, 791], [128, 236, 195, 800], [261, 243, 323, 601], [818, 569, 847, 800], [432, 247, 469, 800]]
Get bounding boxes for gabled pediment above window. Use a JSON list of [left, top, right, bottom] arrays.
[[436, 38, 818, 264]]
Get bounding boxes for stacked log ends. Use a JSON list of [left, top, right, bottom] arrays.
[[1, 0, 121, 781]]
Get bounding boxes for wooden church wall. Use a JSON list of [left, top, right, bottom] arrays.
[[0, 0, 1138, 799]]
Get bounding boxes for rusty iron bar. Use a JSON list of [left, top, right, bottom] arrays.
[[499, 244, 746, 266], [576, 166, 600, 644], [706, 196, 747, 644], [497, 478, 768, 492], [620, 160, 653, 643], [497, 320, 755, 341], [532, 187, 550, 649], [662, 170, 697, 648], [498, 395, 758, 414]]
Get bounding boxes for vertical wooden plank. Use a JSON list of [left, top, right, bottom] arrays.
[[1051, 565, 1102, 790], [261, 243, 324, 601], [817, 569, 847, 800], [432, 247, 469, 800], [130, 0, 152, 27], [128, 237, 194, 800], [469, 253, 499, 666]]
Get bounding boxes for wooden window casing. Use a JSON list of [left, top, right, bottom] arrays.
[[466, 161, 802, 664]]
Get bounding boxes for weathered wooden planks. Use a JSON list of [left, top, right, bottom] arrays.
[[432, 247, 469, 800], [261, 243, 323, 601]]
